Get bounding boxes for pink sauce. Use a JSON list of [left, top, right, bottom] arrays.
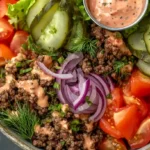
[[88, 0, 146, 28]]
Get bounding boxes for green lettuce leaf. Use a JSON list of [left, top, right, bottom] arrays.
[[7, 0, 35, 30]]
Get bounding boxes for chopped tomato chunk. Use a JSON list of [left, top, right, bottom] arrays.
[[10, 31, 28, 54], [123, 95, 148, 120], [0, 0, 7, 18], [129, 117, 150, 149], [0, 18, 14, 42], [98, 136, 127, 150], [99, 99, 122, 139], [0, 44, 15, 60], [130, 70, 150, 97], [114, 104, 140, 140], [6, 0, 18, 4], [112, 88, 124, 109]]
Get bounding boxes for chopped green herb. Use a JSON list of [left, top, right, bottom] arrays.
[[58, 56, 65, 64], [49, 103, 62, 112], [60, 141, 66, 146], [48, 104, 65, 117], [46, 89, 57, 104], [115, 32, 122, 39], [53, 82, 60, 90], [54, 65, 61, 70], [70, 119, 81, 132], [22, 43, 28, 50], [16, 60, 33, 68], [85, 96, 93, 106], [0, 68, 5, 79], [19, 68, 32, 75], [106, 93, 112, 99]]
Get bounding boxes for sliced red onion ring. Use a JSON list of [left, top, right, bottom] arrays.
[[60, 52, 83, 74], [89, 88, 107, 121], [85, 75, 105, 96], [54, 52, 113, 122], [106, 76, 115, 91], [89, 85, 97, 105], [66, 70, 77, 85], [90, 73, 110, 95], [37, 62, 73, 79], [73, 80, 90, 110], [69, 85, 79, 94], [77, 103, 97, 113]]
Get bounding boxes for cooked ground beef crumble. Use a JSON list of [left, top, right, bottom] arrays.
[[32, 106, 103, 150], [80, 24, 135, 83]]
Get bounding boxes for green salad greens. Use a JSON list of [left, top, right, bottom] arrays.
[[7, 0, 35, 30]]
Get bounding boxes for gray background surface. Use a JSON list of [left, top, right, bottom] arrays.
[[0, 132, 21, 150]]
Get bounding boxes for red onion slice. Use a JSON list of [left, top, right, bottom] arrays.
[[54, 52, 112, 122], [90, 73, 110, 95], [60, 52, 83, 74], [77, 103, 97, 112], [69, 85, 79, 94], [37, 62, 73, 79], [73, 80, 90, 109], [89, 88, 107, 121], [89, 85, 97, 105], [106, 76, 115, 91]]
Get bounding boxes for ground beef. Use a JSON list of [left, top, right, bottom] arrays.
[[32, 107, 104, 150], [0, 52, 54, 116], [81, 24, 135, 83]]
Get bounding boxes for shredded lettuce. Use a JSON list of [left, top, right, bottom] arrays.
[[7, 0, 35, 30]]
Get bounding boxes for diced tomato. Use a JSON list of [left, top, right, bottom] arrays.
[[10, 31, 28, 54], [99, 88, 126, 139], [99, 99, 123, 139], [122, 81, 132, 97], [98, 136, 127, 150], [6, 0, 17, 4], [111, 88, 124, 109], [0, 0, 7, 18], [128, 117, 150, 149], [113, 105, 140, 140], [0, 18, 14, 42], [0, 44, 15, 60], [123, 95, 148, 120], [130, 70, 150, 97], [0, 0, 18, 18]]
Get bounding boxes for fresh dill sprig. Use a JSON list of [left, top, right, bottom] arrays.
[[113, 60, 128, 74], [82, 39, 97, 57], [0, 103, 40, 140], [69, 38, 97, 57]]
